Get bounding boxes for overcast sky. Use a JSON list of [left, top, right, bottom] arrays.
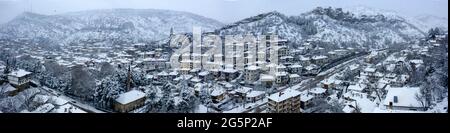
[[0, 0, 448, 24]]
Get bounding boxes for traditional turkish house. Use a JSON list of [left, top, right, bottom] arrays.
[[8, 69, 32, 91], [114, 90, 146, 113], [308, 87, 328, 98], [383, 86, 424, 111], [233, 87, 252, 103], [245, 90, 265, 103], [211, 87, 226, 103]]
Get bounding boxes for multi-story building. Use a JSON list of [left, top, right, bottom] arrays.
[[7, 69, 32, 91], [170, 34, 286, 75], [244, 65, 260, 84], [267, 89, 301, 113]]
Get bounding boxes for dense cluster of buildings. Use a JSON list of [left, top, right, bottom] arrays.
[[1, 28, 445, 113]]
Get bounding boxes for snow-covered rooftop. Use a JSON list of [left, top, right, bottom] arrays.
[[174, 75, 193, 81], [305, 64, 318, 71], [347, 97, 377, 113], [309, 87, 327, 95], [1, 83, 17, 93], [246, 65, 260, 71], [246, 91, 265, 98], [191, 77, 201, 82], [268, 89, 301, 103], [51, 96, 69, 106], [222, 68, 238, 73], [145, 74, 154, 79], [198, 71, 210, 76], [115, 90, 146, 105], [157, 71, 169, 76], [53, 104, 87, 113], [211, 87, 225, 97], [347, 84, 367, 92], [312, 55, 328, 60], [349, 64, 360, 71], [260, 74, 275, 81], [320, 78, 337, 85], [235, 87, 252, 94], [277, 64, 286, 69], [300, 56, 310, 61], [32, 94, 50, 104], [300, 94, 314, 102], [289, 74, 300, 78], [32, 103, 55, 113], [8, 69, 31, 77], [409, 59, 424, 64], [343, 105, 355, 113], [364, 67, 376, 73], [275, 71, 288, 76], [383, 86, 421, 108], [169, 71, 179, 76]]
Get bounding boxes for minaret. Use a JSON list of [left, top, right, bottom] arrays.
[[170, 27, 174, 37], [126, 62, 132, 91], [168, 27, 174, 48]]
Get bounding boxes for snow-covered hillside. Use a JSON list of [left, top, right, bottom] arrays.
[[0, 9, 224, 46], [215, 7, 426, 49], [0, 7, 438, 49], [347, 6, 448, 33], [214, 11, 305, 46], [414, 15, 448, 32]]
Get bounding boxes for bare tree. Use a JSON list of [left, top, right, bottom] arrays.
[[415, 93, 428, 111], [353, 101, 362, 113]]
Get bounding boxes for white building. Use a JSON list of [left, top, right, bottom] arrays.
[[7, 69, 32, 90], [383, 86, 424, 111]]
